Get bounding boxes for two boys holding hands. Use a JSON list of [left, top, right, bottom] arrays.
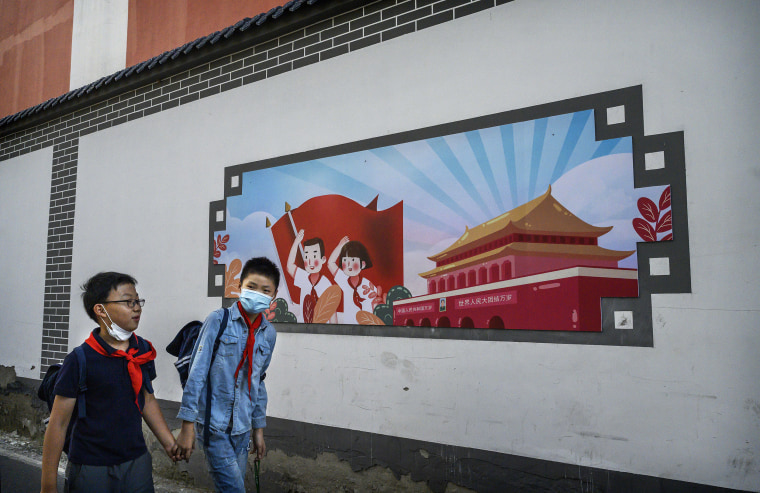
[[41, 257, 280, 493]]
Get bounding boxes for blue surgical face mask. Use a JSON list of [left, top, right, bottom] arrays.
[[239, 288, 272, 314]]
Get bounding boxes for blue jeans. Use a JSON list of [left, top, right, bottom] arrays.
[[197, 424, 251, 493]]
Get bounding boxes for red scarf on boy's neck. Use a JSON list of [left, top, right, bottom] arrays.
[[235, 301, 262, 400], [84, 332, 156, 413]]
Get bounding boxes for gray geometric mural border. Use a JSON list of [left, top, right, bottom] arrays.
[[210, 85, 692, 347]]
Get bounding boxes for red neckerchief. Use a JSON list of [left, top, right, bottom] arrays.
[[235, 301, 262, 400], [349, 276, 363, 309], [84, 332, 156, 413], [308, 272, 321, 287]]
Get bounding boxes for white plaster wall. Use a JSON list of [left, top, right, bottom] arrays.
[[69, 0, 129, 90], [0, 148, 53, 379], [68, 0, 760, 489]]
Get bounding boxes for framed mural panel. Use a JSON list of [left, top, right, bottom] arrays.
[[208, 86, 690, 347]]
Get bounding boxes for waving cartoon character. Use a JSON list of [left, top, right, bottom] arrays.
[[328, 237, 382, 324], [287, 230, 334, 323]]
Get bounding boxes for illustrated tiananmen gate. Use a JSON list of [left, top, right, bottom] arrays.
[[394, 187, 638, 330]]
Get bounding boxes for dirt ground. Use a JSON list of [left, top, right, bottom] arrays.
[[0, 366, 474, 493]]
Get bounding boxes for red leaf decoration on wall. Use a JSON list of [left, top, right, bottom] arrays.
[[659, 186, 671, 210], [656, 211, 672, 233], [213, 233, 231, 261], [661, 233, 673, 241], [633, 218, 656, 242], [637, 197, 659, 223]]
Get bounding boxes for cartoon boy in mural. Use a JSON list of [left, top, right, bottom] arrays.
[[286, 229, 335, 323], [328, 236, 382, 324]]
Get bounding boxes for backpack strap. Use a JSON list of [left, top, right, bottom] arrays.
[[203, 307, 229, 448], [73, 345, 87, 420]]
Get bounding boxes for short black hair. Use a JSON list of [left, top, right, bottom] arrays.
[[339, 240, 373, 269], [81, 272, 137, 322], [303, 237, 325, 257], [241, 257, 281, 291]]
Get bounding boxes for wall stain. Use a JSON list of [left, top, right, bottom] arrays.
[[745, 399, 760, 421], [728, 449, 755, 476], [578, 431, 629, 442], [381, 352, 398, 369]]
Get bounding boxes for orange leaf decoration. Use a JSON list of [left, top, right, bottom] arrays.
[[224, 259, 242, 298], [312, 285, 342, 324], [356, 311, 385, 325]]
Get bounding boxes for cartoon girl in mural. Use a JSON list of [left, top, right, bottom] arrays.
[[287, 230, 335, 323], [328, 237, 381, 324]]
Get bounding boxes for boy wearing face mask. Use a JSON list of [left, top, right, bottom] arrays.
[[176, 257, 279, 493], [40, 272, 180, 493]]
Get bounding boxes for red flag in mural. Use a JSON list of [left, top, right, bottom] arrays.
[[269, 194, 403, 321]]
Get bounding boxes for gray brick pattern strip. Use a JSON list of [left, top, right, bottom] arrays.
[[0, 0, 507, 376]]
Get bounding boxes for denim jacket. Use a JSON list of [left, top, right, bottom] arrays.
[[177, 303, 276, 434]]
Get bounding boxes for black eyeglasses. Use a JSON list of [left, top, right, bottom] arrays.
[[103, 299, 145, 308]]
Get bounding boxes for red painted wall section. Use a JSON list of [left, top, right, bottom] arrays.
[[126, 0, 285, 67], [0, 0, 74, 119]]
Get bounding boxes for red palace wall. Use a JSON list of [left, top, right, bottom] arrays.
[[126, 0, 284, 67], [0, 0, 73, 119], [397, 267, 639, 332]]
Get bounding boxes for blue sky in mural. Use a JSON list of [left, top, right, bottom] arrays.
[[220, 109, 662, 297]]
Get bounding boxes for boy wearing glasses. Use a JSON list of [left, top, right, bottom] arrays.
[[41, 272, 180, 493], [176, 257, 279, 493]]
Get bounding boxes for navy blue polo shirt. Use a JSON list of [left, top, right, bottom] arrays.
[[54, 329, 156, 466]]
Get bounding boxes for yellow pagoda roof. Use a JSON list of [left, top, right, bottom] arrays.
[[420, 242, 635, 279], [428, 187, 613, 262]]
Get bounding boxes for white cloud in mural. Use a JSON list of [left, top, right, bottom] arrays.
[[403, 235, 462, 296], [552, 153, 666, 269], [217, 210, 293, 302]]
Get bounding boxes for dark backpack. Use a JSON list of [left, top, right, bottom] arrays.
[[165, 320, 203, 388], [37, 345, 87, 455], [166, 309, 229, 447]]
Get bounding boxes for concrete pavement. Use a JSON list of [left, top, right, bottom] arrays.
[[0, 448, 65, 492], [0, 431, 211, 493]]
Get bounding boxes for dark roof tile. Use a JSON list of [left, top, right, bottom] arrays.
[[240, 14, 261, 31], [42, 98, 57, 110], [195, 34, 212, 49], [209, 31, 224, 45], [221, 25, 238, 38]]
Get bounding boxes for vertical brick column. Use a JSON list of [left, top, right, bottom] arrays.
[[40, 138, 78, 377]]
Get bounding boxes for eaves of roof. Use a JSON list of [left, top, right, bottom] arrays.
[[428, 187, 613, 261], [419, 243, 636, 279], [0, 0, 367, 137]]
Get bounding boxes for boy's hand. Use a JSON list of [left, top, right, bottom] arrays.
[[252, 428, 266, 460], [165, 440, 181, 462], [176, 421, 196, 462]]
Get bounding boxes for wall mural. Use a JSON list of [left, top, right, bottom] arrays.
[[208, 86, 691, 346]]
